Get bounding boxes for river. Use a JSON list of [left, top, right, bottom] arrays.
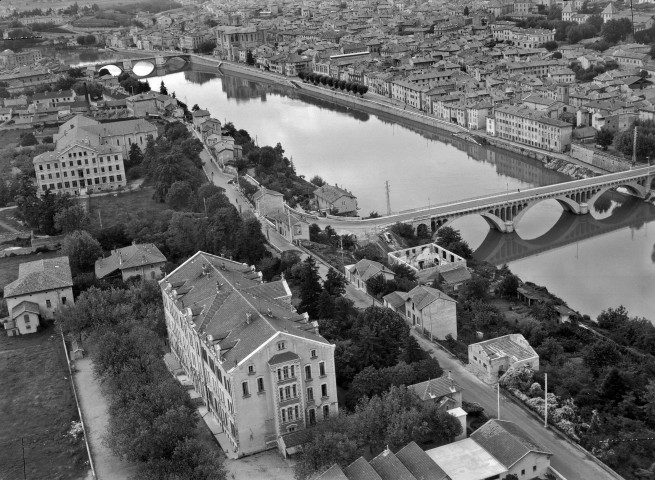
[[67, 54, 655, 322]]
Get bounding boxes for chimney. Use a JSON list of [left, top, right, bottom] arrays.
[[118, 251, 122, 265], [245, 312, 252, 324]]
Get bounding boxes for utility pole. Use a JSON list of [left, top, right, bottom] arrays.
[[98, 210, 103, 229], [544, 373, 548, 428], [633, 126, 638, 165], [385, 180, 391, 215], [497, 383, 501, 420]]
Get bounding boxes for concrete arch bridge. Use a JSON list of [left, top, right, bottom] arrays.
[[94, 54, 190, 77], [303, 166, 655, 236], [405, 166, 655, 235]]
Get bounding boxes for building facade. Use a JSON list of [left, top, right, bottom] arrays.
[[95, 243, 167, 281], [2, 256, 74, 336], [160, 252, 338, 457]]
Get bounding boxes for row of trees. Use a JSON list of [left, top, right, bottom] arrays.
[[58, 283, 226, 480], [298, 71, 369, 96]]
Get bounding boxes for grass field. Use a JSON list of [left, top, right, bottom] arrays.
[[88, 187, 168, 230], [0, 250, 62, 291], [0, 327, 89, 480]]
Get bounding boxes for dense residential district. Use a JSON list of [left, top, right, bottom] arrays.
[[1, 0, 655, 480]]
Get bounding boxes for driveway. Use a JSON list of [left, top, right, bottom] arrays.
[[73, 357, 139, 480]]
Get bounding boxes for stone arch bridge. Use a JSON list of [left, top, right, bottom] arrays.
[[94, 54, 190, 76]]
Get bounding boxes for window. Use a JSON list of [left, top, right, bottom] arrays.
[[23, 314, 29, 324], [117, 175, 122, 181], [323, 405, 329, 418], [62, 297, 67, 305], [277, 341, 286, 350], [46, 299, 52, 308], [283, 366, 289, 379], [309, 408, 316, 425], [279, 388, 284, 401], [257, 377, 264, 393], [305, 365, 312, 380], [319, 362, 326, 377], [307, 387, 313, 401], [533, 466, 537, 472], [310, 349, 317, 359], [281, 409, 286, 422], [242, 381, 250, 397], [285, 386, 291, 398], [521, 469, 525, 475], [277, 369, 282, 381], [292, 384, 297, 397], [321, 384, 328, 398], [248, 365, 255, 375]]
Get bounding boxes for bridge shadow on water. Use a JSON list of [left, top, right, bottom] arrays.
[[473, 195, 655, 265]]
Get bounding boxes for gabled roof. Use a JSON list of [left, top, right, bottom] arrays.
[[344, 457, 384, 480], [471, 334, 537, 362], [408, 375, 462, 401], [351, 259, 395, 282], [316, 464, 350, 480], [382, 291, 408, 309], [11, 300, 40, 319], [439, 266, 471, 285], [162, 252, 329, 367], [4, 256, 73, 298], [470, 419, 552, 469], [405, 285, 455, 311], [395, 442, 450, 480], [253, 187, 284, 201], [314, 184, 356, 203], [369, 448, 417, 480], [95, 243, 166, 279]]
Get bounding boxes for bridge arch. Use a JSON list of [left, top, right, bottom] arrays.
[[588, 181, 649, 209], [479, 212, 508, 232], [416, 223, 429, 238], [132, 60, 156, 77]]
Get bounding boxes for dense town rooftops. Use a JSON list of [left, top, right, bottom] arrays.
[[4, 257, 73, 298], [162, 252, 330, 368]]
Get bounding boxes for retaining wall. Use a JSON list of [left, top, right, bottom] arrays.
[[570, 144, 631, 173]]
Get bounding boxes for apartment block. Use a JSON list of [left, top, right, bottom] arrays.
[[160, 252, 338, 457]]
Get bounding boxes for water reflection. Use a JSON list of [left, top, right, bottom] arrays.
[[474, 195, 655, 265]]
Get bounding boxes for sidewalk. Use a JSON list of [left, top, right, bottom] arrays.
[[73, 357, 139, 480]]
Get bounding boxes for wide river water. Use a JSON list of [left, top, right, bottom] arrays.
[[70, 54, 655, 322]]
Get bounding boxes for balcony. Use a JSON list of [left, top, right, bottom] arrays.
[[276, 375, 297, 386], [279, 397, 300, 408]]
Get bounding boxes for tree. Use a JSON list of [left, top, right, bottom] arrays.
[[435, 226, 472, 258], [165, 180, 193, 210], [192, 104, 200, 111], [463, 6, 470, 16], [310, 175, 325, 187], [602, 18, 632, 43], [542, 40, 558, 51], [458, 274, 490, 304], [294, 429, 359, 480], [246, 50, 255, 66], [159, 81, 168, 95], [497, 273, 519, 298], [42, 136, 53, 144], [324, 268, 347, 297], [400, 335, 427, 363], [196, 40, 217, 54], [127, 143, 144, 170], [54, 204, 90, 234], [19, 132, 38, 147], [597, 305, 629, 330], [583, 339, 621, 375], [595, 127, 614, 149], [298, 256, 323, 318], [62, 230, 103, 273]]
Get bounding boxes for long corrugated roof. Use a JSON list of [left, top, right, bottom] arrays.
[[395, 442, 450, 480]]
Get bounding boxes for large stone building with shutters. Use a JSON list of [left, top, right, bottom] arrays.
[[160, 252, 338, 457]]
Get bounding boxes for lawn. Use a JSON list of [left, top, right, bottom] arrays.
[[0, 129, 28, 148], [0, 250, 62, 291], [88, 187, 168, 230], [0, 326, 89, 480]]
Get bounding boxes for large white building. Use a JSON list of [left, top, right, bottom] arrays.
[[160, 252, 338, 457]]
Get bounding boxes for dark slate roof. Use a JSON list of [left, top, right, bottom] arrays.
[[382, 291, 408, 309], [316, 464, 349, 480], [471, 419, 552, 469], [351, 259, 395, 282], [4, 256, 73, 298], [268, 351, 300, 365], [406, 285, 455, 311], [369, 449, 418, 480], [344, 457, 384, 480], [314, 184, 356, 202], [395, 442, 449, 480], [408, 375, 462, 401], [439, 266, 472, 285], [95, 243, 167, 278], [162, 252, 329, 368], [279, 428, 314, 449]]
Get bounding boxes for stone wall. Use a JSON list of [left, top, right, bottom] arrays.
[[570, 143, 631, 173]]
